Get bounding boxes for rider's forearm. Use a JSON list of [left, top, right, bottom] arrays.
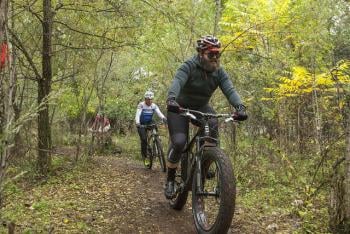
[[155, 108, 166, 120], [135, 109, 141, 125]]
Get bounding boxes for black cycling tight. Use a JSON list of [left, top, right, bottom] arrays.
[[167, 105, 218, 164], [137, 127, 148, 157]]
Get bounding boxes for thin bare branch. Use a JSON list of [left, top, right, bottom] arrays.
[[8, 27, 41, 80]]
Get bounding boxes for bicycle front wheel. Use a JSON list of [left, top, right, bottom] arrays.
[[144, 144, 153, 169], [192, 147, 236, 234], [155, 137, 166, 172]]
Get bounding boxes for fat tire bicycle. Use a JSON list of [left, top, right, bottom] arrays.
[[139, 123, 167, 172], [168, 108, 237, 234]]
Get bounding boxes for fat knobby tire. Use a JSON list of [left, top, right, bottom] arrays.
[[192, 147, 236, 234], [170, 152, 190, 210]]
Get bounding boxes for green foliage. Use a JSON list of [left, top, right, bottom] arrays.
[[263, 60, 350, 99], [3, 182, 23, 197], [226, 131, 329, 232], [31, 200, 51, 212], [3, 0, 350, 232]]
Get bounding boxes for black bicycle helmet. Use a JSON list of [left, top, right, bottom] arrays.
[[196, 35, 221, 52]]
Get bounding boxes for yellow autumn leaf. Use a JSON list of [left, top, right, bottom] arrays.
[[316, 74, 334, 86], [298, 210, 307, 218]]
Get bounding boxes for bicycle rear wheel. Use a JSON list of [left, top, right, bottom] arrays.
[[170, 149, 190, 210], [155, 137, 166, 172], [192, 147, 236, 234]]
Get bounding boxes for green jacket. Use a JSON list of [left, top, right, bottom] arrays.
[[168, 55, 243, 108]]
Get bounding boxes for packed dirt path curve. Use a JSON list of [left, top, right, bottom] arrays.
[[73, 154, 242, 233], [91, 155, 196, 233], [1, 152, 244, 233]]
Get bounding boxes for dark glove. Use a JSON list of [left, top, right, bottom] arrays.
[[162, 118, 168, 125], [233, 104, 248, 121], [167, 97, 181, 113]]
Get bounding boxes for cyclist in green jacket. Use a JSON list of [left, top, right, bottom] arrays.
[[164, 35, 248, 199]]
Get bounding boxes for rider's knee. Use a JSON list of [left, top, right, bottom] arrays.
[[172, 136, 186, 153]]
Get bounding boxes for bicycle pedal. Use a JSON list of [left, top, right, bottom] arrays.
[[174, 183, 183, 193]]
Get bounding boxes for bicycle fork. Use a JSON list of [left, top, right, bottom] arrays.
[[194, 122, 219, 197], [195, 121, 209, 194]]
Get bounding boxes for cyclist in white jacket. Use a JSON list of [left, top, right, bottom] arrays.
[[135, 91, 167, 167]]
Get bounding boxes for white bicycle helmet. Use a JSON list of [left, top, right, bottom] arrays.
[[144, 91, 154, 99]]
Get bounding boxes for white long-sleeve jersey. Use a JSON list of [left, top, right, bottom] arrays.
[[135, 102, 166, 125]]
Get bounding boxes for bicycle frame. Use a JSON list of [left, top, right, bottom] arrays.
[[139, 123, 160, 144], [179, 109, 233, 195], [139, 122, 166, 172], [169, 109, 238, 233]]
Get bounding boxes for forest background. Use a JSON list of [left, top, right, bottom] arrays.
[[0, 0, 350, 233]]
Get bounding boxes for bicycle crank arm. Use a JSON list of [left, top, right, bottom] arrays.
[[195, 191, 220, 197]]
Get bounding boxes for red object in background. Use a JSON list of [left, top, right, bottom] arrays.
[[0, 42, 8, 69]]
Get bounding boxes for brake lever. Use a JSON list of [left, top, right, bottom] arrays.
[[179, 108, 197, 120], [225, 117, 240, 125], [186, 112, 197, 120], [224, 117, 234, 123]]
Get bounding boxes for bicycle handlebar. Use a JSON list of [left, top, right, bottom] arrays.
[[179, 108, 235, 123], [138, 122, 164, 128]]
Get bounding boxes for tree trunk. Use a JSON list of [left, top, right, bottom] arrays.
[[0, 0, 11, 207], [37, 0, 52, 175], [0, 0, 7, 207], [344, 96, 350, 229], [329, 95, 350, 233], [213, 0, 221, 36], [8, 0, 19, 159]]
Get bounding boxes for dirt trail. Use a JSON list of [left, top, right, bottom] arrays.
[[3, 153, 243, 233], [93, 155, 196, 233], [78, 153, 246, 234], [79, 154, 242, 233]]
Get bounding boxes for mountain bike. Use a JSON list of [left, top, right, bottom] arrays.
[[139, 122, 166, 172], [169, 108, 237, 234]]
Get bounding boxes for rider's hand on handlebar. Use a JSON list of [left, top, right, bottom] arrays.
[[162, 118, 168, 125], [136, 123, 141, 128], [232, 104, 248, 121], [167, 97, 181, 113]]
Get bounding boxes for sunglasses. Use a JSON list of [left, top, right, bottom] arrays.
[[204, 51, 221, 59]]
